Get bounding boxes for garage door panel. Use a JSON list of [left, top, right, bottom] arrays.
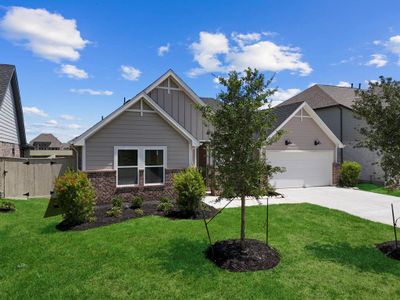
[[267, 151, 333, 188]]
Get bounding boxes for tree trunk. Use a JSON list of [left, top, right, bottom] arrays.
[[240, 194, 246, 249]]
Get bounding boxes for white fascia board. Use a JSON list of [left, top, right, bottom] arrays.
[[144, 70, 206, 107]]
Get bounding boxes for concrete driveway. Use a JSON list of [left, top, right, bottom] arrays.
[[204, 186, 400, 225]]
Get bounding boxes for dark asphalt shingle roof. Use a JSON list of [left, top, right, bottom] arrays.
[[0, 64, 15, 104], [30, 133, 62, 148], [267, 102, 303, 135], [279, 84, 358, 110], [200, 97, 220, 110]]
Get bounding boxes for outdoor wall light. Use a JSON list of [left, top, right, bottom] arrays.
[[314, 139, 321, 146], [285, 139, 292, 145]]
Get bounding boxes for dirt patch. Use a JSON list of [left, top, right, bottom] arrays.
[[205, 239, 280, 272], [56, 201, 217, 231], [376, 241, 400, 260]]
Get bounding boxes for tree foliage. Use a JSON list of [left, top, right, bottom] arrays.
[[200, 68, 283, 244], [353, 76, 400, 187]]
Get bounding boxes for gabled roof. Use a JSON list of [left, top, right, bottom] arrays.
[[200, 97, 220, 110], [70, 92, 200, 147], [268, 101, 344, 148], [279, 84, 358, 110], [30, 133, 62, 148], [0, 64, 27, 146], [144, 69, 206, 107]]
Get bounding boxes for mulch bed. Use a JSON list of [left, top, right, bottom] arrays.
[[376, 241, 400, 260], [205, 239, 280, 272], [56, 201, 217, 231]]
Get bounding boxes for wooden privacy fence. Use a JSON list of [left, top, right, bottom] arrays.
[[0, 157, 76, 199]]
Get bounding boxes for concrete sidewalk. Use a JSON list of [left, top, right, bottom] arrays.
[[203, 187, 400, 225]]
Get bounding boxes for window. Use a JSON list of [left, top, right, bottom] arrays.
[[116, 149, 138, 186], [145, 149, 164, 185]]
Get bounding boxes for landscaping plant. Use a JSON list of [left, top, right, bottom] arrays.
[[353, 77, 400, 189], [200, 68, 283, 248], [54, 170, 96, 224], [0, 201, 16, 212], [131, 196, 143, 209], [157, 196, 174, 214], [340, 161, 362, 187], [173, 167, 206, 216], [134, 208, 144, 216], [106, 196, 123, 217]]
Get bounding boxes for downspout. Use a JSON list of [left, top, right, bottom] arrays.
[[338, 106, 343, 163], [70, 144, 80, 171]]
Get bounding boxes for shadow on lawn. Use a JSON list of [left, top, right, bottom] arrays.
[[306, 242, 400, 276], [152, 238, 219, 276]]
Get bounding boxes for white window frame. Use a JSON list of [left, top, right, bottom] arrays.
[[114, 146, 140, 187], [114, 146, 167, 187], [144, 146, 167, 186]]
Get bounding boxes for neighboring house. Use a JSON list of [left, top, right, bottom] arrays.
[[29, 133, 72, 158], [70, 70, 343, 203], [280, 84, 384, 183], [0, 64, 27, 157]]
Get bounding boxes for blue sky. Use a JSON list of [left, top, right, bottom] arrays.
[[1, 1, 400, 142]]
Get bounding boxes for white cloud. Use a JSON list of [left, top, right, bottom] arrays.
[[158, 43, 170, 56], [66, 123, 82, 129], [337, 81, 351, 87], [188, 32, 229, 77], [308, 82, 317, 88], [60, 114, 75, 120], [120, 65, 141, 81], [70, 88, 113, 96], [188, 31, 312, 77], [45, 119, 58, 126], [0, 6, 88, 62], [23, 106, 48, 117], [366, 54, 388, 68], [270, 88, 301, 105], [59, 64, 88, 79], [386, 35, 400, 55]]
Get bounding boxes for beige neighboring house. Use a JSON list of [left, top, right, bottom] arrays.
[[30, 133, 72, 158], [0, 64, 28, 157], [69, 70, 343, 203]]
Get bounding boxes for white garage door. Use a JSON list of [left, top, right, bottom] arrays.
[[267, 150, 334, 188]]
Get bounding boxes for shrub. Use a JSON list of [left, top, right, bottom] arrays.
[[0, 201, 16, 212], [131, 196, 143, 209], [340, 161, 362, 187], [106, 206, 122, 217], [157, 197, 174, 214], [173, 167, 206, 216], [112, 196, 123, 209], [134, 208, 144, 216], [54, 170, 96, 224]]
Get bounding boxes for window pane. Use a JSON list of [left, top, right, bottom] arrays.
[[118, 150, 138, 166], [145, 150, 164, 166], [145, 167, 163, 184], [118, 167, 138, 185]]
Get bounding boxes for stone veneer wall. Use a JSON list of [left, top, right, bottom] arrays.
[[86, 169, 180, 204], [332, 162, 341, 185], [0, 141, 20, 158]]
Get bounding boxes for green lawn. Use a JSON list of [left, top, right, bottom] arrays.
[[358, 183, 400, 197], [1, 199, 400, 299]]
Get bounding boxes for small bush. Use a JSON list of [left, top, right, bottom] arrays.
[[54, 170, 96, 224], [173, 167, 206, 216], [159, 196, 171, 204], [157, 202, 174, 214], [131, 196, 143, 209], [134, 208, 144, 216], [106, 206, 122, 217], [0, 201, 16, 212], [340, 161, 362, 187], [112, 196, 123, 209]]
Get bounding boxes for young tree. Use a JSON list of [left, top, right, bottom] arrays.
[[200, 68, 283, 248], [353, 76, 400, 188]]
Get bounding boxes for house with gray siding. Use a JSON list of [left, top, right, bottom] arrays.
[[0, 64, 27, 157], [70, 70, 344, 203], [280, 84, 384, 183]]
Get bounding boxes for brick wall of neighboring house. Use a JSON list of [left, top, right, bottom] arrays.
[[332, 162, 341, 185], [0, 141, 21, 158], [86, 169, 180, 204]]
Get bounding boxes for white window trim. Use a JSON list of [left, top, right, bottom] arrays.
[[114, 146, 167, 187], [144, 146, 167, 186], [114, 146, 140, 188]]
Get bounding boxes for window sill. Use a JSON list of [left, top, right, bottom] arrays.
[[144, 183, 165, 187]]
